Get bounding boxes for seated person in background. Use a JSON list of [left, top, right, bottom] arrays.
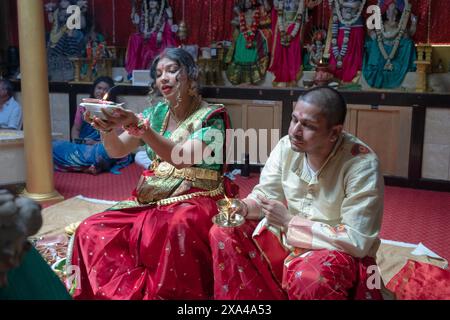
[[0, 189, 70, 300], [52, 76, 133, 175], [210, 87, 384, 300], [0, 79, 22, 130]]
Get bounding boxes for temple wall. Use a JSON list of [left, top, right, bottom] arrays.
[[423, 108, 450, 181]]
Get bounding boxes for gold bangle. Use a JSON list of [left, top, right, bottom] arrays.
[[100, 128, 113, 134]]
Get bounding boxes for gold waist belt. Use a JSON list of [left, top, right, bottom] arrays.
[[154, 161, 220, 182]]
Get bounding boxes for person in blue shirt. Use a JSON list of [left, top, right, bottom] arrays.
[[0, 79, 22, 130], [52, 76, 133, 175]]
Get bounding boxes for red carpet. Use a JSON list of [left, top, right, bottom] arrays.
[[381, 186, 450, 262], [54, 164, 143, 201], [54, 165, 450, 261]]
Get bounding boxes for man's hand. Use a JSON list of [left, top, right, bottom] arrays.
[[257, 195, 294, 231]]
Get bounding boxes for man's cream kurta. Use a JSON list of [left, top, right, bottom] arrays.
[[248, 133, 384, 258]]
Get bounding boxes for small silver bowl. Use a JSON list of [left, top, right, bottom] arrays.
[[212, 198, 245, 228], [212, 212, 245, 228]]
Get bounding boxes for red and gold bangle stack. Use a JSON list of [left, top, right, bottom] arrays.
[[123, 113, 150, 137]]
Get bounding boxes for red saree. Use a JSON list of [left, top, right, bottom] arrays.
[[387, 260, 450, 300], [71, 104, 237, 300], [72, 191, 223, 299], [210, 221, 383, 300]]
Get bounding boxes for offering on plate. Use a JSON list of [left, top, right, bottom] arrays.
[[80, 97, 124, 120]]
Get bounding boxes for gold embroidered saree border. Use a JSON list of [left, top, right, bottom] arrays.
[[109, 183, 224, 210]]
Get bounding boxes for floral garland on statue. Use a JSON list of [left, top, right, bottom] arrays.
[[239, 3, 262, 49], [375, 0, 411, 71], [142, 0, 166, 36], [331, 0, 365, 68], [86, 39, 105, 72], [276, 0, 305, 46]]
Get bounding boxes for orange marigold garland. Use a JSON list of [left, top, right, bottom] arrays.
[[239, 5, 261, 49]]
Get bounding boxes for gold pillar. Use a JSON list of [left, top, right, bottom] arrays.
[[70, 58, 82, 82], [414, 44, 432, 93], [17, 0, 63, 204]]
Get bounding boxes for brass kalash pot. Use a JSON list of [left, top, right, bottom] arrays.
[[212, 197, 245, 227]]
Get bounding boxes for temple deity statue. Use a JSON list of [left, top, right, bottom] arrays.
[[327, 0, 366, 82], [268, 0, 306, 87], [303, 28, 327, 71], [125, 0, 178, 79], [80, 23, 112, 80], [44, 0, 88, 81], [362, 0, 417, 89], [225, 0, 272, 85]]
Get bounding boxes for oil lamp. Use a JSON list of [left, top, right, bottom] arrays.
[[212, 195, 245, 227]]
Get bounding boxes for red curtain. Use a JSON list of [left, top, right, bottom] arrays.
[[6, 1, 450, 48], [88, 0, 133, 47], [412, 0, 431, 44], [430, 0, 450, 44], [169, 0, 235, 47], [88, 0, 235, 47]]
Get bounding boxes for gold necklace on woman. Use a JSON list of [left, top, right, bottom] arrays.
[[161, 97, 202, 134]]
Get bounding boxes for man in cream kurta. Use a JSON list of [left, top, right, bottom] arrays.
[[210, 87, 384, 300], [249, 132, 383, 259]]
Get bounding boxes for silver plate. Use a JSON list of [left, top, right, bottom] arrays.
[[80, 103, 124, 120]]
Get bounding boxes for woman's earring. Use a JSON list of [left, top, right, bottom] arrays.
[[188, 82, 198, 97], [174, 90, 182, 109], [148, 87, 155, 106]]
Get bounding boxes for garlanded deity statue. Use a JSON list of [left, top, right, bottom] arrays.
[[81, 23, 113, 79], [125, 0, 178, 78], [225, 0, 272, 85], [268, 0, 307, 86], [45, 0, 88, 81], [362, 0, 417, 89], [327, 0, 366, 82], [303, 28, 327, 71]]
